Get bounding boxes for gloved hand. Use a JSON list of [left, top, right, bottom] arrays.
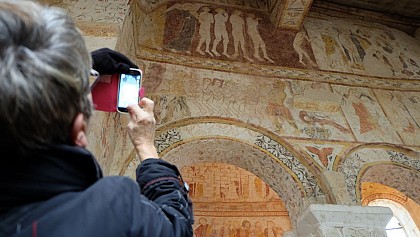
[[91, 48, 138, 75]]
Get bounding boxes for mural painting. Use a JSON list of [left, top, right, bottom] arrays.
[[158, 2, 306, 67], [305, 18, 420, 79], [374, 90, 420, 146], [128, 1, 420, 83], [332, 85, 401, 143], [297, 142, 346, 171], [139, 60, 420, 147], [182, 163, 292, 237], [337, 147, 420, 203], [46, 0, 129, 23], [277, 0, 310, 29], [289, 81, 352, 140]]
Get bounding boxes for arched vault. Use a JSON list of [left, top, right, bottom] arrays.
[[336, 144, 420, 204], [123, 117, 329, 224]]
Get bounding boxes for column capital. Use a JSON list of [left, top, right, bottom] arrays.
[[296, 204, 393, 237]]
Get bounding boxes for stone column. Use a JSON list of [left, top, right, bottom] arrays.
[[295, 204, 393, 237], [322, 171, 353, 205]]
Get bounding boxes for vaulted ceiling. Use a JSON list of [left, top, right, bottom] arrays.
[[322, 0, 420, 19], [43, 0, 420, 36], [311, 0, 420, 35]]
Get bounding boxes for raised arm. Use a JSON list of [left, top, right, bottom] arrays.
[[126, 98, 194, 236]]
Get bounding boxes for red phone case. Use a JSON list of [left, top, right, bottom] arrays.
[[91, 74, 144, 112]]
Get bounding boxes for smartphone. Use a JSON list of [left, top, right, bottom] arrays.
[[117, 68, 142, 113]]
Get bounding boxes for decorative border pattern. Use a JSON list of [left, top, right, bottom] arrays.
[[339, 149, 420, 203], [136, 47, 420, 91], [154, 118, 324, 199], [255, 134, 323, 198]]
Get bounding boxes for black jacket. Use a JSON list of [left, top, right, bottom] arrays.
[[0, 145, 193, 237]]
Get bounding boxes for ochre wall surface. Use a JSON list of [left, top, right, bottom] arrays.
[[362, 182, 420, 229], [182, 163, 292, 235]]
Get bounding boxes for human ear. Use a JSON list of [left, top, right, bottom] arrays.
[[70, 113, 88, 147]]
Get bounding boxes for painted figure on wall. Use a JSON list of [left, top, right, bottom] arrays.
[[265, 221, 277, 237], [163, 3, 202, 54], [387, 92, 419, 133], [196, 7, 214, 56], [220, 220, 234, 237], [266, 81, 299, 135], [375, 90, 420, 145], [159, 70, 192, 124], [253, 221, 265, 237], [143, 63, 166, 123], [212, 8, 230, 58], [335, 27, 363, 70], [349, 29, 372, 63], [299, 110, 351, 134], [230, 10, 253, 62], [342, 88, 379, 134], [319, 30, 349, 70], [292, 27, 317, 67], [398, 48, 420, 76], [246, 13, 274, 63], [240, 220, 252, 237], [210, 78, 230, 115], [280, 0, 307, 27], [195, 218, 216, 237]]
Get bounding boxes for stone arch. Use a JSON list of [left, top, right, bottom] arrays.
[[360, 164, 419, 204], [361, 182, 420, 237], [370, 199, 419, 237], [162, 138, 303, 225], [121, 117, 328, 225], [335, 144, 420, 204]]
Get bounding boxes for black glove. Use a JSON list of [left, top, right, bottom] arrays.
[[91, 48, 138, 75]]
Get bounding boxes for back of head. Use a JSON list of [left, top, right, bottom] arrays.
[[0, 0, 92, 153]]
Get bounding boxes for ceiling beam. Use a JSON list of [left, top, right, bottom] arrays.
[[270, 0, 313, 30]]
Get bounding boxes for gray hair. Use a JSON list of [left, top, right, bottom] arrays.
[[0, 0, 92, 152]]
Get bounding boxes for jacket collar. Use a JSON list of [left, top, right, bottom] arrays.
[[0, 144, 103, 216]]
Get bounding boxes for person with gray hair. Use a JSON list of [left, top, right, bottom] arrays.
[[0, 1, 193, 236]]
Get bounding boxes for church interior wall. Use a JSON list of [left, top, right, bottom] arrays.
[[38, 0, 420, 234]]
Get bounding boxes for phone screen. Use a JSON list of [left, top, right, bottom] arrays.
[[117, 69, 142, 113]]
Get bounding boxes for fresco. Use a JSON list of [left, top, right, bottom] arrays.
[[182, 162, 286, 201], [295, 142, 347, 171], [332, 85, 401, 143], [133, 2, 304, 68], [374, 90, 420, 146], [277, 0, 311, 29], [135, 60, 420, 146], [337, 147, 420, 203], [40, 0, 129, 24], [124, 1, 420, 84], [306, 18, 420, 79], [192, 217, 289, 237]]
